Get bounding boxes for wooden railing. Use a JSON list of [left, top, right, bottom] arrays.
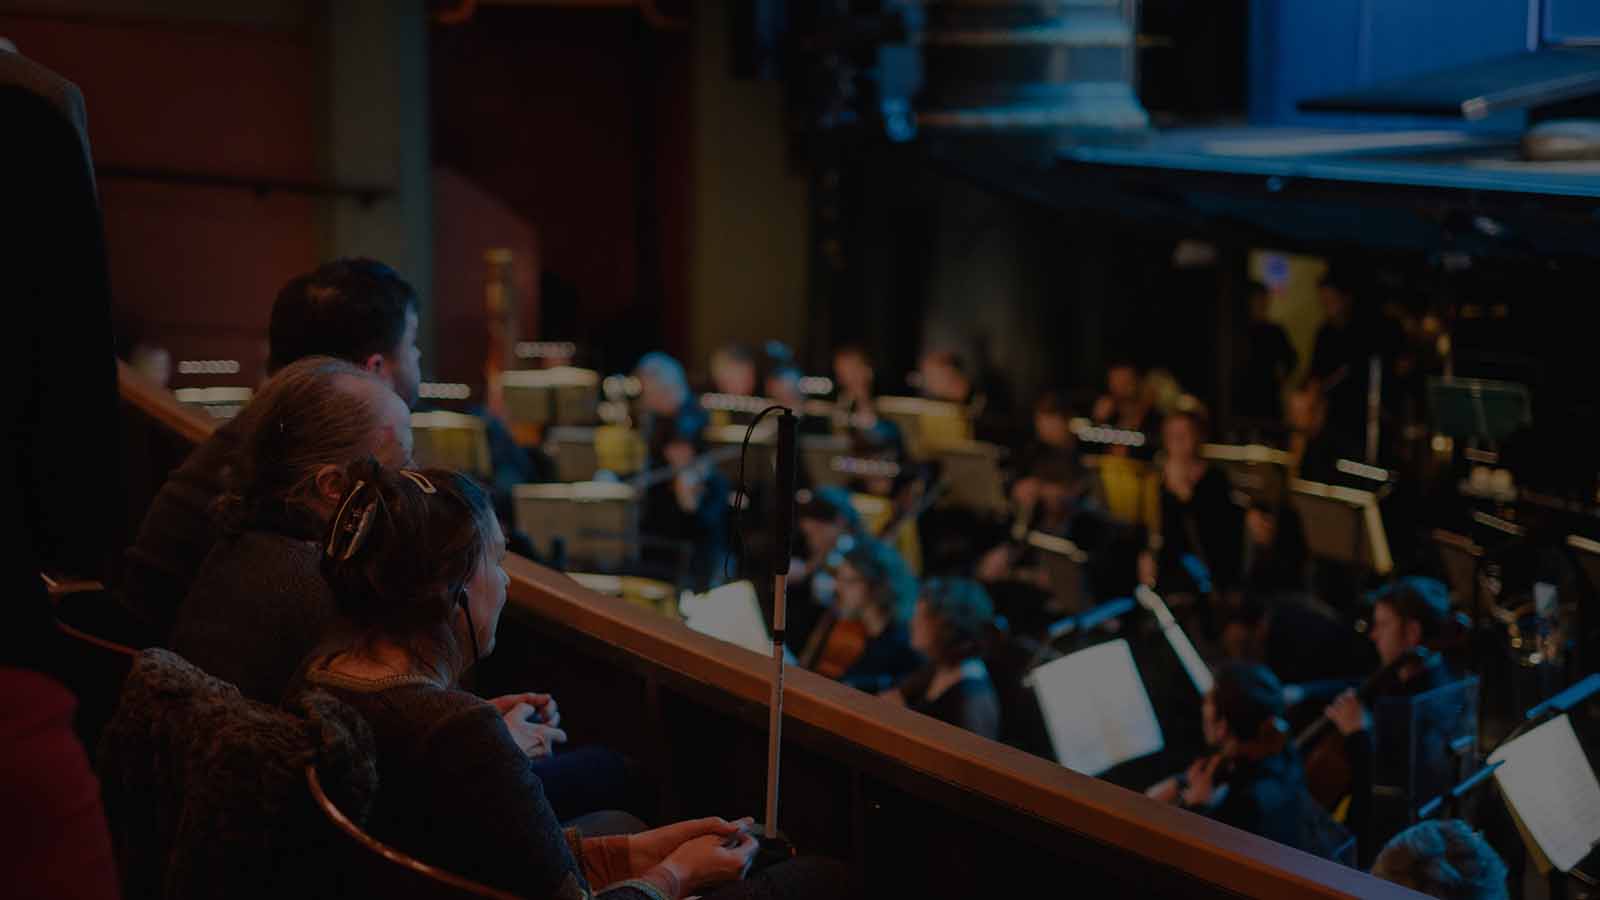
[[116, 364, 1422, 899]]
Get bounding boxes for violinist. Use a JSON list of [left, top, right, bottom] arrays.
[[885, 578, 1001, 741], [803, 539, 922, 695], [635, 352, 729, 585], [788, 488, 868, 650], [1141, 402, 1243, 608], [831, 344, 904, 461], [1146, 663, 1327, 853], [1011, 390, 1088, 534], [1319, 578, 1456, 864]]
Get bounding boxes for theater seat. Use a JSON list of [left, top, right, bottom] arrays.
[[306, 764, 517, 899]]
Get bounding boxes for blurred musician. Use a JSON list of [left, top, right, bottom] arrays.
[[1241, 499, 1310, 595], [1091, 358, 1161, 461], [765, 364, 829, 436], [1011, 390, 1088, 534], [634, 352, 729, 585], [1219, 591, 1372, 690], [802, 539, 923, 694], [1371, 819, 1509, 900], [708, 342, 759, 397], [1233, 280, 1299, 431], [1286, 380, 1360, 486], [917, 349, 974, 407], [832, 344, 905, 459], [1143, 402, 1242, 607], [1319, 578, 1457, 863], [789, 487, 869, 648], [1147, 663, 1333, 854], [886, 578, 1001, 741], [1307, 264, 1403, 448]]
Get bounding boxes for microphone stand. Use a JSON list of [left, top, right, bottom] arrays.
[[755, 409, 799, 868]]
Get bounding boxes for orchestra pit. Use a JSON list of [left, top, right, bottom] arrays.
[[11, 2, 1600, 898]]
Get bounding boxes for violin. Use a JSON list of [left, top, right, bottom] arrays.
[[799, 609, 869, 680], [1295, 645, 1436, 811]]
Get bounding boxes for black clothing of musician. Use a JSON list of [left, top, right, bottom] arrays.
[[1156, 466, 1243, 596], [1185, 746, 1313, 849], [838, 621, 924, 695], [898, 661, 1001, 741], [1235, 319, 1298, 422], [1341, 654, 1453, 866]]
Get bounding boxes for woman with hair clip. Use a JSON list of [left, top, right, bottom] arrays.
[[172, 356, 413, 705], [884, 578, 1001, 741], [298, 461, 852, 900]]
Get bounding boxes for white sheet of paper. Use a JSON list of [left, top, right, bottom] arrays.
[[682, 581, 796, 664], [1030, 639, 1163, 776], [1490, 715, 1600, 872]]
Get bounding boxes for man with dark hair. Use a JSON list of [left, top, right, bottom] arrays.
[[1371, 819, 1509, 900], [268, 258, 422, 408], [1323, 576, 1457, 864], [1147, 663, 1340, 855], [121, 259, 424, 638]]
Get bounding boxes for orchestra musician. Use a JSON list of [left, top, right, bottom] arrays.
[[1317, 578, 1458, 864], [1147, 663, 1338, 856], [800, 539, 923, 694], [764, 364, 829, 436], [1010, 390, 1089, 535], [634, 352, 730, 586], [788, 487, 870, 650], [709, 342, 759, 398], [1285, 380, 1362, 487], [1091, 357, 1161, 461], [1140, 402, 1243, 614], [1233, 280, 1299, 432], [884, 578, 1001, 741], [831, 344, 905, 459]]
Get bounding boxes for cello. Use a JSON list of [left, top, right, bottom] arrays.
[[1294, 645, 1436, 810]]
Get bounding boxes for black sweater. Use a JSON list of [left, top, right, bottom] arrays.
[[171, 524, 335, 705], [302, 673, 662, 900]]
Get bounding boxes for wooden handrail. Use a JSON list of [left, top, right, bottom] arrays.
[[118, 360, 218, 445], [117, 365, 1419, 899]]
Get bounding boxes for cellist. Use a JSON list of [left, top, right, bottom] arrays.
[[1319, 578, 1457, 865]]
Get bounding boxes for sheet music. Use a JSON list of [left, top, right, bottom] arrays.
[[682, 581, 796, 664], [1030, 639, 1164, 776], [1489, 715, 1600, 873]]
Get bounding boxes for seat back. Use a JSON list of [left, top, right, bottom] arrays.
[[52, 589, 142, 753], [306, 765, 518, 900]]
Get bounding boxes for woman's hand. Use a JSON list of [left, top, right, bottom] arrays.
[[658, 829, 760, 893], [628, 817, 752, 875], [490, 692, 560, 728], [498, 701, 567, 759]]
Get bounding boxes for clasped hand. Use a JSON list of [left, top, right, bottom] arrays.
[[629, 816, 759, 892], [491, 692, 567, 759]]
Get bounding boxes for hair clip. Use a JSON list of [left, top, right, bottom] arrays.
[[399, 470, 436, 494], [326, 480, 379, 561]]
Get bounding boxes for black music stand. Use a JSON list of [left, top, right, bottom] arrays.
[[1028, 531, 1091, 616], [1201, 443, 1292, 508], [1427, 376, 1531, 445], [1488, 712, 1600, 898], [1369, 677, 1481, 854], [1289, 478, 1394, 576]]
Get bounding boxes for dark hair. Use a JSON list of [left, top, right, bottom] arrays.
[[797, 486, 864, 533], [839, 539, 918, 624], [712, 342, 755, 366], [268, 258, 417, 374], [919, 577, 994, 663], [1210, 662, 1284, 741], [1165, 396, 1212, 440], [1373, 577, 1450, 640], [1371, 820, 1509, 900], [1247, 279, 1270, 299], [833, 343, 870, 364], [922, 349, 966, 376], [1034, 389, 1073, 417], [320, 461, 499, 684], [1318, 261, 1361, 297], [217, 356, 395, 533]]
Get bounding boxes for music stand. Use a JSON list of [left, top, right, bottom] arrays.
[[1027, 531, 1091, 615], [545, 426, 599, 483], [934, 441, 1009, 518], [1488, 714, 1600, 880], [512, 481, 640, 571], [409, 411, 493, 479], [1025, 637, 1164, 776], [875, 396, 971, 460], [501, 367, 600, 426], [1288, 478, 1394, 576], [799, 435, 851, 488], [1201, 443, 1292, 508], [1427, 376, 1531, 444]]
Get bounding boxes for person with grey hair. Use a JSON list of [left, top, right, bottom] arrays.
[[634, 352, 728, 586], [1371, 819, 1508, 900]]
